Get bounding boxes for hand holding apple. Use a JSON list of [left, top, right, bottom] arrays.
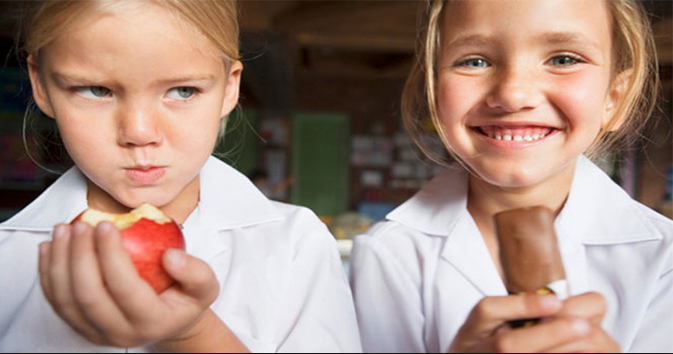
[[72, 203, 185, 293], [38, 216, 222, 348]]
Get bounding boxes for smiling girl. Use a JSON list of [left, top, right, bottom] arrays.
[[350, 0, 671, 352]]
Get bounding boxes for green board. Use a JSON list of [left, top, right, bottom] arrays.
[[291, 112, 350, 217]]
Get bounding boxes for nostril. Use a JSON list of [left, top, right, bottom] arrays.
[[117, 111, 163, 147], [118, 125, 162, 147]]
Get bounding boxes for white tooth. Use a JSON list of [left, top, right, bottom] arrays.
[[496, 135, 503, 140], [540, 134, 546, 139], [503, 135, 512, 141], [513, 135, 523, 141], [524, 135, 533, 142], [533, 134, 540, 140]]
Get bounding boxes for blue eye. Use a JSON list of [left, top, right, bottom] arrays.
[[548, 55, 582, 66], [167, 87, 196, 100], [77, 86, 111, 98], [457, 58, 490, 68]]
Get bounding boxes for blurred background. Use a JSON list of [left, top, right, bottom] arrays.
[[0, 1, 671, 248]]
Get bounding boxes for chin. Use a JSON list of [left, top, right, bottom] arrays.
[[482, 160, 576, 193], [475, 163, 551, 190], [115, 191, 177, 210]]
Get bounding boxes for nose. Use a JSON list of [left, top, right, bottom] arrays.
[[486, 65, 543, 113], [116, 100, 163, 147]]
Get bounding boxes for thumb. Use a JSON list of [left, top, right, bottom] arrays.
[[467, 294, 563, 334], [557, 292, 607, 326], [162, 249, 219, 305]]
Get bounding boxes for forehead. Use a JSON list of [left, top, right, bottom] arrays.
[[441, 0, 613, 50], [48, 1, 219, 62], [40, 2, 224, 79]]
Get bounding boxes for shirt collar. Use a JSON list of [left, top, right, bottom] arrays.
[[198, 156, 284, 230], [0, 156, 284, 232], [386, 165, 470, 237], [386, 155, 663, 245], [555, 155, 662, 245], [0, 167, 88, 232]]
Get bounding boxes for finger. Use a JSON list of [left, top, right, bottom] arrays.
[[154, 251, 220, 342], [494, 317, 591, 353], [48, 224, 79, 318], [542, 326, 621, 353], [38, 240, 54, 304], [463, 294, 563, 335], [93, 222, 158, 321], [557, 292, 607, 325], [162, 249, 219, 306], [70, 222, 131, 340], [50, 223, 103, 342]]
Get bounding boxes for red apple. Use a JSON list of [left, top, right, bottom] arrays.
[[71, 203, 186, 293]]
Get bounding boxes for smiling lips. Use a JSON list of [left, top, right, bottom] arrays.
[[476, 125, 556, 143]]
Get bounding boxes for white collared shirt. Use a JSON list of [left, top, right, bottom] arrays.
[[0, 156, 362, 353], [350, 156, 673, 353]]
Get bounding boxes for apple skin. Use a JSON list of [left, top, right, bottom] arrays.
[[71, 208, 185, 293]]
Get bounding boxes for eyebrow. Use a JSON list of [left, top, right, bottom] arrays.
[[536, 32, 601, 49], [445, 34, 496, 49], [51, 72, 104, 87], [51, 72, 217, 87], [154, 75, 218, 86], [446, 31, 600, 48]]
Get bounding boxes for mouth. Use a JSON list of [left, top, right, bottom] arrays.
[[125, 165, 166, 184], [474, 125, 559, 144]]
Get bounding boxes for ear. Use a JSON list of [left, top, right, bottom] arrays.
[[27, 55, 56, 119], [220, 60, 243, 118], [601, 69, 632, 132]]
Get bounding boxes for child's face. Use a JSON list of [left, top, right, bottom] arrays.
[[436, 0, 622, 190], [29, 3, 241, 212]]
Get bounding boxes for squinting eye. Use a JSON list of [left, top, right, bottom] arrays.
[[167, 87, 196, 100], [77, 86, 111, 98], [548, 56, 581, 66], [457, 58, 490, 68]]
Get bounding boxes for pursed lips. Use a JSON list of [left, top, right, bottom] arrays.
[[124, 165, 166, 184]]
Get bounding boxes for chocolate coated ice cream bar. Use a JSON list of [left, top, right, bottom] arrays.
[[494, 206, 569, 327]]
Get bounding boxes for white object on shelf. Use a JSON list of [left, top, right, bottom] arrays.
[[337, 239, 353, 259]]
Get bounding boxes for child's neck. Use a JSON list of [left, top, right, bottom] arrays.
[[467, 177, 571, 226], [466, 167, 575, 280]]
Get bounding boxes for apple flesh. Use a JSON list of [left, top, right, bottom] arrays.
[[71, 203, 186, 293]]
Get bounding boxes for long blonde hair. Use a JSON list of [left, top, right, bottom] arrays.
[[402, 0, 660, 165]]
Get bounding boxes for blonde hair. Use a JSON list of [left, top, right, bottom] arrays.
[[19, 0, 240, 146], [402, 0, 660, 165]]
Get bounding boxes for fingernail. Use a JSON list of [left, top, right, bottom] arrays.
[[52, 224, 66, 240], [96, 221, 114, 234], [73, 222, 88, 236], [572, 319, 590, 335], [539, 294, 562, 309], [39, 242, 50, 256], [165, 249, 186, 268]]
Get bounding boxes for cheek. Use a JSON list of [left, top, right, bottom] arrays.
[[168, 106, 222, 153], [54, 112, 110, 159], [435, 76, 485, 151], [436, 76, 479, 125], [551, 71, 610, 130]]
